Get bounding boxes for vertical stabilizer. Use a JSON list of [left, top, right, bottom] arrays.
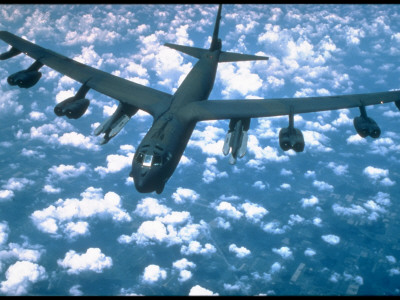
[[209, 4, 222, 51]]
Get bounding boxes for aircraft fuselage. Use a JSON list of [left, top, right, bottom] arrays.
[[131, 50, 221, 193]]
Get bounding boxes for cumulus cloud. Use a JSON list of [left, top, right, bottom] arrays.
[[0, 190, 14, 202], [172, 258, 196, 282], [304, 248, 316, 257], [180, 241, 217, 256], [30, 187, 131, 238], [240, 202, 268, 223], [313, 180, 334, 192], [2, 177, 34, 192], [134, 197, 171, 218], [301, 195, 319, 208], [215, 201, 243, 220], [363, 166, 395, 186], [172, 187, 200, 204], [327, 162, 348, 176], [272, 246, 293, 259], [229, 244, 251, 258], [0, 261, 47, 295], [189, 285, 218, 296], [142, 264, 167, 284], [47, 163, 89, 181], [262, 221, 288, 235], [57, 248, 112, 275], [0, 222, 9, 245], [95, 153, 134, 177], [321, 234, 340, 245]]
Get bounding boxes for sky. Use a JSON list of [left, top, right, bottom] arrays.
[[0, 4, 400, 296]]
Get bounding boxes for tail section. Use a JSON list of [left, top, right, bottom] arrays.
[[209, 4, 222, 51], [164, 4, 269, 62]]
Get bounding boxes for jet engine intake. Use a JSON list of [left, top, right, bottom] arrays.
[[7, 60, 43, 89], [54, 97, 90, 119], [279, 127, 305, 152], [94, 102, 138, 144], [353, 106, 381, 139], [353, 116, 381, 138], [7, 70, 41, 88]]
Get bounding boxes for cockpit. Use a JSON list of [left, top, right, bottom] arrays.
[[134, 144, 172, 168]]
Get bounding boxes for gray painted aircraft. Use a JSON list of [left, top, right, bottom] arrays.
[[1, 4, 400, 194]]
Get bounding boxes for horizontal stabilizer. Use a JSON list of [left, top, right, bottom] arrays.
[[164, 43, 207, 59], [219, 51, 269, 62]]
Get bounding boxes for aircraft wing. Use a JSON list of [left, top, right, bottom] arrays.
[[182, 90, 400, 122], [0, 31, 172, 117]]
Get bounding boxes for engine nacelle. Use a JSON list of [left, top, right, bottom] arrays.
[[353, 116, 381, 138], [7, 70, 42, 88], [54, 97, 90, 119], [279, 127, 305, 152]]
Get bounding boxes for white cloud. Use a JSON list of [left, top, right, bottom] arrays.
[[363, 166, 395, 186], [0, 190, 14, 202], [172, 258, 196, 270], [217, 61, 264, 98], [304, 248, 316, 257], [134, 197, 171, 218], [63, 221, 89, 239], [0, 261, 47, 295], [180, 241, 216, 256], [327, 162, 348, 176], [313, 180, 334, 192], [0, 222, 9, 245], [189, 285, 218, 296], [95, 153, 134, 177], [321, 234, 340, 245], [253, 181, 266, 190], [172, 187, 200, 204], [262, 221, 287, 234], [2, 177, 34, 192], [288, 214, 305, 226], [229, 244, 251, 258], [240, 202, 268, 223], [57, 248, 112, 275], [42, 185, 61, 194], [301, 195, 319, 208], [346, 134, 367, 145], [58, 131, 101, 151], [124, 220, 168, 246], [69, 284, 83, 296], [31, 187, 131, 237], [332, 203, 367, 216], [188, 125, 226, 157], [215, 201, 243, 220], [142, 264, 167, 284], [172, 258, 196, 282], [272, 246, 293, 259], [47, 163, 88, 181]]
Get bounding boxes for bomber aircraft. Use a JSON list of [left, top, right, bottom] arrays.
[[1, 5, 400, 194]]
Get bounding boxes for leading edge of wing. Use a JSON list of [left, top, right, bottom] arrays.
[[0, 31, 172, 116], [181, 90, 400, 122]]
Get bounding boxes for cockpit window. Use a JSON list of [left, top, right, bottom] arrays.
[[135, 148, 172, 168], [143, 154, 153, 167]]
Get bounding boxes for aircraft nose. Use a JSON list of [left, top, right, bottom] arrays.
[[133, 173, 155, 193]]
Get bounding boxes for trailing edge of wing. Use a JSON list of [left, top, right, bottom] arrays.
[[0, 31, 172, 117], [181, 90, 400, 122]]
